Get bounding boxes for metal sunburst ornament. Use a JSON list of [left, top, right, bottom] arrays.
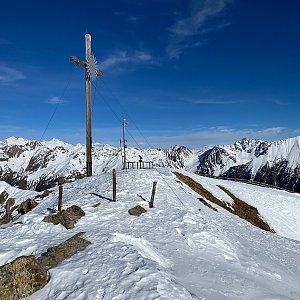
[[86, 53, 99, 80]]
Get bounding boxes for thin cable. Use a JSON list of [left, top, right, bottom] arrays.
[[91, 81, 187, 208], [99, 77, 156, 149]]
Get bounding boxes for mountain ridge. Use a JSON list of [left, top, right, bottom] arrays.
[[1, 136, 300, 192]]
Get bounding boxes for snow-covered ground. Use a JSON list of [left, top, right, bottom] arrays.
[[0, 169, 300, 299], [0, 181, 38, 205]]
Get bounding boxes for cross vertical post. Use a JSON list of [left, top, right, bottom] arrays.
[[70, 34, 103, 177], [85, 34, 92, 177]]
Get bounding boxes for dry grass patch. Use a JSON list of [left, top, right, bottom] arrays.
[[198, 198, 218, 211], [173, 172, 274, 233], [173, 172, 231, 211], [217, 185, 275, 232]]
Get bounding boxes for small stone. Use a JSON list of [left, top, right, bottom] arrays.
[[128, 205, 147, 216]]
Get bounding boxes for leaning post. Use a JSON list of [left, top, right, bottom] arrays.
[[149, 181, 157, 208], [112, 169, 117, 202], [58, 177, 64, 212]]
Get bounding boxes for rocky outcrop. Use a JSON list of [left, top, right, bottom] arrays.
[[0, 233, 91, 299], [43, 205, 85, 229], [0, 256, 48, 300], [17, 199, 38, 215], [37, 232, 91, 271]]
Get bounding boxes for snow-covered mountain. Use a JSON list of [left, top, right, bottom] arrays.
[[196, 137, 300, 192], [1, 136, 300, 193], [0, 137, 195, 191], [1, 169, 300, 299]]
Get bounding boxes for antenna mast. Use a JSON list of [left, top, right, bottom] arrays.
[[122, 118, 127, 169]]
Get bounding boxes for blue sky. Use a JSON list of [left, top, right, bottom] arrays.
[[1, 0, 300, 149]]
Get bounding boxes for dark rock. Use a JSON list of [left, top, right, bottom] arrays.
[[17, 199, 38, 215], [0, 198, 16, 225], [37, 232, 91, 271], [0, 255, 47, 300], [43, 205, 85, 229], [128, 205, 147, 216], [0, 191, 9, 205]]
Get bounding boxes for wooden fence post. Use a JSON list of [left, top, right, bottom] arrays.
[[149, 181, 157, 208], [58, 177, 64, 212], [112, 169, 117, 202]]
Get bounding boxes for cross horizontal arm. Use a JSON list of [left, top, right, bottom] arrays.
[[70, 56, 86, 68]]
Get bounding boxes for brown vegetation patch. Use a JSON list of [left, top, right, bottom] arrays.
[[173, 172, 232, 212], [217, 185, 274, 232], [173, 172, 274, 232], [198, 198, 218, 211]]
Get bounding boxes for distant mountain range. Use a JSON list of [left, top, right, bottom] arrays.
[[1, 136, 300, 192]]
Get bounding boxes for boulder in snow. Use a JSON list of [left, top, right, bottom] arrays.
[[37, 232, 91, 271], [128, 205, 147, 216], [0, 255, 47, 300], [43, 205, 85, 229]]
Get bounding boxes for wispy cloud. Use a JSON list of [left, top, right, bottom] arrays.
[[0, 38, 13, 45], [180, 96, 237, 105], [0, 65, 25, 84], [114, 11, 145, 24], [46, 96, 65, 105], [101, 50, 155, 70], [167, 0, 232, 59], [135, 126, 300, 149]]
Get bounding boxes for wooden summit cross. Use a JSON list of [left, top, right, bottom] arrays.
[[70, 34, 103, 177]]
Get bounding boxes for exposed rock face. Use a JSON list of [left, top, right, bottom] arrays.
[[0, 196, 16, 225], [128, 205, 147, 216], [0, 256, 48, 300], [37, 232, 91, 271], [43, 205, 85, 229], [165, 145, 193, 168], [196, 137, 300, 193]]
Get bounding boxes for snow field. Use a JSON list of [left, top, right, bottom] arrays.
[[0, 169, 299, 299]]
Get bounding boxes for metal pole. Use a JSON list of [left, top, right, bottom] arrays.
[[123, 118, 126, 170], [112, 169, 117, 201], [85, 34, 92, 177]]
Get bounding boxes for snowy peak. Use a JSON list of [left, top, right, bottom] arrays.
[[196, 136, 300, 192]]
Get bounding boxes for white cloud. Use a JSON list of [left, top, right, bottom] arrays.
[[101, 50, 154, 70], [180, 96, 237, 105], [0, 65, 25, 84], [46, 96, 65, 105], [136, 126, 300, 149], [167, 0, 231, 59]]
